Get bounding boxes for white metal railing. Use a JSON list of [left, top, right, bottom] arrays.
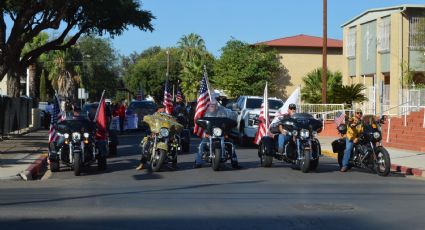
[[299, 104, 345, 120]]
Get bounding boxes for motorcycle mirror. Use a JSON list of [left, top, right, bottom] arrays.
[[231, 103, 240, 111]]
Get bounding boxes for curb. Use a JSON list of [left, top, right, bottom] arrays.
[[19, 153, 48, 181], [321, 149, 425, 178]]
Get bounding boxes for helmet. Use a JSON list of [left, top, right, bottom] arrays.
[[288, 103, 296, 110], [337, 124, 347, 134]]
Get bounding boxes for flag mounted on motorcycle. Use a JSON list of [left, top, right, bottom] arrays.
[[254, 82, 270, 145], [194, 66, 212, 137], [95, 90, 107, 141], [163, 79, 173, 115], [48, 94, 62, 143]]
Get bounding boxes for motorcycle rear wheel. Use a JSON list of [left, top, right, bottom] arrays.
[[375, 147, 391, 176], [212, 147, 221, 171], [260, 142, 273, 167], [50, 160, 60, 172], [151, 149, 166, 172]]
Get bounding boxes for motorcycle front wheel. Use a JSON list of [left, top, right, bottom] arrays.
[[73, 153, 81, 176], [374, 147, 391, 176], [150, 149, 166, 172], [212, 147, 221, 171], [260, 142, 273, 167], [300, 148, 311, 173]]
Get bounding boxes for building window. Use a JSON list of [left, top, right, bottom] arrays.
[[377, 17, 390, 52], [346, 27, 356, 58], [409, 16, 425, 49]]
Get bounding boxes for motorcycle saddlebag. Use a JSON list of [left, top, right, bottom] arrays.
[[331, 138, 345, 153]]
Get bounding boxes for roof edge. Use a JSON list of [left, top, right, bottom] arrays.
[[341, 4, 425, 28]]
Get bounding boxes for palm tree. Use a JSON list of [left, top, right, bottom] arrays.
[[43, 49, 82, 102], [178, 33, 212, 101], [334, 83, 368, 107], [301, 68, 342, 103]]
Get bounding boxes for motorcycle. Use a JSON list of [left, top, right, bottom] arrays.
[[258, 113, 323, 173], [48, 117, 108, 176], [175, 112, 191, 153], [195, 116, 238, 171], [332, 115, 391, 176], [140, 113, 183, 172]]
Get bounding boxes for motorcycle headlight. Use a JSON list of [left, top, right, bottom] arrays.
[[72, 132, 81, 141], [64, 133, 70, 139], [213, 128, 223, 137], [300, 129, 309, 139], [373, 132, 381, 139], [292, 130, 298, 136], [312, 131, 318, 137], [83, 132, 89, 138], [160, 127, 169, 137]]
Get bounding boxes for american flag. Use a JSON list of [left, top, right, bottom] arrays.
[[48, 95, 62, 143], [176, 84, 184, 102], [163, 79, 173, 114], [254, 83, 269, 145], [193, 70, 210, 137], [334, 111, 346, 127]]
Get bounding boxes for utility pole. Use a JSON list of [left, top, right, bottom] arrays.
[[322, 0, 328, 103]]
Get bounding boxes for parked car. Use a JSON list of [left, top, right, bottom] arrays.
[[127, 100, 157, 129], [230, 96, 284, 146], [38, 102, 51, 129]]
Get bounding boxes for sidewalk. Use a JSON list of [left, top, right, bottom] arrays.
[[318, 135, 425, 178], [0, 129, 48, 180]]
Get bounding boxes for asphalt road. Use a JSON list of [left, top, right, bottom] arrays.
[[0, 130, 424, 230]]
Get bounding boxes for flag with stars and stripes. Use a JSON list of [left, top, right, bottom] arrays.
[[48, 94, 62, 143], [163, 79, 173, 114], [193, 70, 211, 137]]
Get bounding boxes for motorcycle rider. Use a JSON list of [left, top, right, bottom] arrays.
[[136, 104, 166, 170], [341, 108, 364, 172], [270, 103, 297, 154], [194, 101, 240, 169]]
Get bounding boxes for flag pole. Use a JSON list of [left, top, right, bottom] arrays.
[[265, 82, 269, 136], [94, 90, 106, 122], [203, 65, 213, 102]]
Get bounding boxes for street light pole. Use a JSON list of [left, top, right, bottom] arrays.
[[322, 0, 328, 104]]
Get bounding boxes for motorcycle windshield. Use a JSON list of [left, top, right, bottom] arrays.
[[279, 113, 323, 131], [57, 119, 95, 134], [198, 117, 237, 134]]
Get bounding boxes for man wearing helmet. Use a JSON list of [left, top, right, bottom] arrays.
[[270, 103, 297, 154]]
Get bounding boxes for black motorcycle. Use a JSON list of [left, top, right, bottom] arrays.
[[258, 113, 322, 173], [49, 117, 107, 176], [175, 112, 191, 153], [196, 117, 238, 171], [332, 115, 391, 176]]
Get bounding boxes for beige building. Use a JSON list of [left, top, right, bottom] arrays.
[[342, 4, 425, 115], [258, 34, 343, 99]]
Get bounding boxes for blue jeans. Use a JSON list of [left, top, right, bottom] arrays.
[[196, 138, 208, 165], [277, 134, 291, 152], [343, 138, 354, 168]]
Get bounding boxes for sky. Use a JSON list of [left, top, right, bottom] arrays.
[[110, 0, 425, 57]]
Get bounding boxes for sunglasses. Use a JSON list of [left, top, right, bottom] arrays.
[[289, 108, 296, 110], [356, 112, 362, 115]]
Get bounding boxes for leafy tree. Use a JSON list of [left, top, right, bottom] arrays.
[[333, 83, 368, 107], [124, 47, 182, 102], [22, 32, 49, 101], [39, 70, 47, 102], [301, 68, 342, 103], [213, 40, 281, 98], [178, 33, 214, 101], [78, 36, 119, 100], [1, 0, 154, 97], [41, 45, 83, 101]]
